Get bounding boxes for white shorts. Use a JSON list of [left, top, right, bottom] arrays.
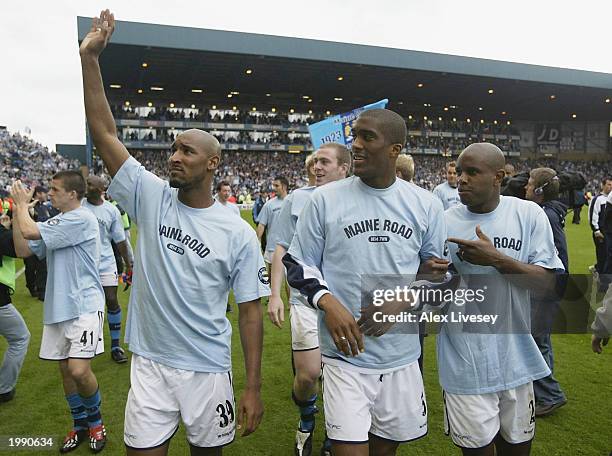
[[100, 271, 118, 287], [263, 250, 273, 264], [443, 382, 536, 448], [39, 311, 105, 360], [322, 361, 427, 443], [290, 304, 319, 351], [124, 355, 236, 449]]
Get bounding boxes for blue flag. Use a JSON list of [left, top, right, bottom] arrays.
[[307, 99, 388, 150]]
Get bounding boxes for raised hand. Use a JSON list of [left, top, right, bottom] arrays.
[[79, 8, 130, 178], [79, 9, 115, 57], [10, 180, 35, 207]]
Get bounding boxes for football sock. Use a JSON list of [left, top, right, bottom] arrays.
[[323, 433, 332, 451], [66, 393, 88, 431], [107, 308, 122, 350], [81, 389, 103, 428], [293, 391, 317, 433]]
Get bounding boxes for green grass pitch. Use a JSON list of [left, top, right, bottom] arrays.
[[0, 211, 610, 455]]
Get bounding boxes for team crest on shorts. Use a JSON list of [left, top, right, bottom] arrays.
[[47, 218, 60, 226], [258, 267, 270, 285]]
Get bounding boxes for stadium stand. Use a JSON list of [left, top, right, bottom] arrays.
[[1, 125, 608, 200], [0, 129, 80, 198], [109, 105, 521, 155]]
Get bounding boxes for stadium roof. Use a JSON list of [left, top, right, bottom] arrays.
[[77, 17, 612, 122]]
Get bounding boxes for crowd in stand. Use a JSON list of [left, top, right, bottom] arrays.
[[120, 150, 310, 199], [111, 105, 522, 154], [0, 129, 81, 198], [121, 129, 311, 146], [97, 150, 610, 199], [406, 117, 519, 136], [120, 129, 519, 155], [111, 104, 520, 135], [110, 105, 321, 126], [1, 128, 609, 203], [406, 136, 520, 154]]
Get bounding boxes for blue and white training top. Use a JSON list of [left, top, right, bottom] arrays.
[[108, 157, 270, 373], [438, 195, 564, 395], [432, 181, 461, 210], [286, 176, 447, 372], [29, 207, 104, 324], [82, 199, 125, 275]]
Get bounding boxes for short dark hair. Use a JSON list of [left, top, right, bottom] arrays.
[[446, 161, 457, 170], [320, 142, 352, 176], [602, 177, 612, 185], [53, 170, 85, 199], [216, 180, 231, 192], [358, 109, 407, 147], [274, 176, 289, 189]]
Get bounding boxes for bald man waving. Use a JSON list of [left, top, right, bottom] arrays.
[[80, 10, 269, 455]]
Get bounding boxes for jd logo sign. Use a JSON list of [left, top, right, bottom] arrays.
[[536, 124, 560, 145]]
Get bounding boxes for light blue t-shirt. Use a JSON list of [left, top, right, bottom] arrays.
[[82, 199, 125, 275], [438, 196, 564, 394], [432, 181, 461, 210], [108, 157, 270, 373], [288, 176, 447, 371], [258, 196, 285, 253], [28, 207, 105, 324], [276, 186, 316, 306], [215, 198, 241, 217], [276, 187, 316, 251]]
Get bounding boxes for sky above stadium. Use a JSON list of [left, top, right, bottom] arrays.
[[2, 0, 610, 149]]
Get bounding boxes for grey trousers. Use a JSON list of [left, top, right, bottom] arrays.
[[0, 304, 30, 394]]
